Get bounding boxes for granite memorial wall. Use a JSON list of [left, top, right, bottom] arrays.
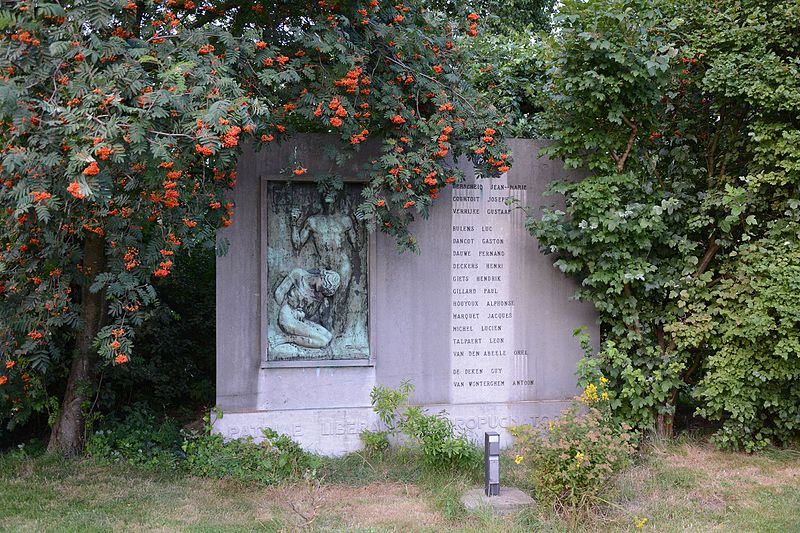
[[215, 135, 598, 455]]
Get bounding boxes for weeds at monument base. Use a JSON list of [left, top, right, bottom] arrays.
[[84, 394, 484, 488], [88, 381, 640, 521], [364, 380, 483, 472]]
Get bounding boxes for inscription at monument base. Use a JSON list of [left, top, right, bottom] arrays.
[[215, 136, 598, 455], [213, 401, 567, 456]]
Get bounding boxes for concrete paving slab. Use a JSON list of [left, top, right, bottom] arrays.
[[461, 486, 535, 515]]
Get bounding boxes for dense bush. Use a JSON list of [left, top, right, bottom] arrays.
[[86, 405, 184, 471], [87, 408, 318, 484], [671, 222, 800, 451], [528, 0, 800, 450]]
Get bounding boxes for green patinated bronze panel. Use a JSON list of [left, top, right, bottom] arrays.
[[265, 181, 369, 362]]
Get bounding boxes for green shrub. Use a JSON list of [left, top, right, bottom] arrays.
[[575, 329, 683, 435], [527, 0, 800, 448], [182, 428, 320, 485], [86, 406, 184, 471], [508, 398, 636, 514], [369, 381, 481, 472], [359, 430, 390, 456], [87, 407, 318, 484], [670, 223, 800, 451]]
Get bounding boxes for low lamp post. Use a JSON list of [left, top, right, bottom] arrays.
[[484, 431, 500, 496]]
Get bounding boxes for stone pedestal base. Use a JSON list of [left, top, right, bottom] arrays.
[[461, 487, 535, 515], [213, 401, 571, 456]]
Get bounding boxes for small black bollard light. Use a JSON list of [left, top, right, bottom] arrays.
[[484, 431, 500, 496]]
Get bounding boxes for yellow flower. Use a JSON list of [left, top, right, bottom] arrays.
[[515, 455, 523, 465], [599, 376, 609, 385], [581, 383, 599, 404], [601, 391, 609, 400], [574, 451, 584, 462], [634, 517, 649, 529]]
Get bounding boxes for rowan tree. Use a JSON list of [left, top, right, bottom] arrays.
[[0, 0, 508, 453]]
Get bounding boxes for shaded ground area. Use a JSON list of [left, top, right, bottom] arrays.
[[1, 439, 799, 532]]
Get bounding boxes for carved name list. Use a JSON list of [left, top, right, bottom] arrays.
[[449, 171, 535, 403]]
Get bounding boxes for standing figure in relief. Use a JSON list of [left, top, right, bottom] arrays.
[[290, 193, 360, 328], [269, 268, 341, 359]]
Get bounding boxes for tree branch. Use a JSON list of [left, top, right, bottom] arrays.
[[149, 130, 194, 139], [615, 116, 638, 173], [385, 56, 477, 114], [693, 237, 720, 278], [706, 108, 725, 179], [623, 283, 642, 335]]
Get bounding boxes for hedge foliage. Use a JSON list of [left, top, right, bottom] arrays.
[[529, 0, 800, 450]]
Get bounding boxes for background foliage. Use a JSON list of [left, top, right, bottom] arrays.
[[528, 0, 800, 450], [85, 405, 319, 484], [102, 246, 216, 413], [2, 0, 797, 457]]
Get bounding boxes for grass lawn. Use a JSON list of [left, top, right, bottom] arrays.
[[1, 438, 798, 532]]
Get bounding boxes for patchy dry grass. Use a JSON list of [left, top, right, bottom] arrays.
[[582, 438, 800, 533], [1, 439, 799, 532]]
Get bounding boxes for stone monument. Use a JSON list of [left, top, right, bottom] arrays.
[[214, 135, 598, 455]]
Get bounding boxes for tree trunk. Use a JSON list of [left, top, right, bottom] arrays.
[[655, 388, 679, 438], [47, 234, 106, 455], [655, 414, 673, 438]]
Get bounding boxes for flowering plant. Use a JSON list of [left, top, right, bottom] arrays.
[[508, 385, 636, 514]]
